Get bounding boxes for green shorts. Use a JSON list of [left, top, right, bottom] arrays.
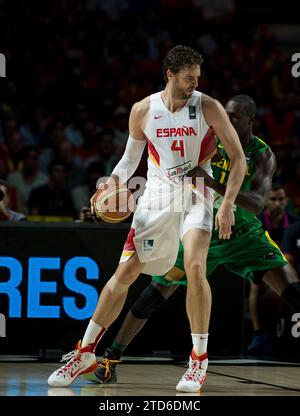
[[152, 222, 287, 286]]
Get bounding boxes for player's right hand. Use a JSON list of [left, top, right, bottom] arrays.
[[215, 202, 235, 239], [90, 188, 103, 216]]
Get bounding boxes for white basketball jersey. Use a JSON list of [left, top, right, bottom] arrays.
[[144, 91, 212, 184]]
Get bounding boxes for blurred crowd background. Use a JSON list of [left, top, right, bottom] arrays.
[[0, 0, 300, 221], [0, 0, 300, 358]]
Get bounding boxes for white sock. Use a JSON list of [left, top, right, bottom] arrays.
[[82, 320, 106, 349], [191, 333, 209, 356]]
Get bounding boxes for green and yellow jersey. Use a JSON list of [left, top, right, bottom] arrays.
[[212, 136, 269, 232]]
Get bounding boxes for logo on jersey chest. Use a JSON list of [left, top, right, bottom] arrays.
[[156, 126, 197, 138], [189, 106, 196, 119]]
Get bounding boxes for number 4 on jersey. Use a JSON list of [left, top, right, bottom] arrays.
[[171, 139, 184, 157]]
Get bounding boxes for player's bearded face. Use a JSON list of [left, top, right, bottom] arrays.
[[173, 77, 192, 99], [172, 66, 200, 99]]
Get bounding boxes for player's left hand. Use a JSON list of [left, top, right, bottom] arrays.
[[215, 202, 235, 239]]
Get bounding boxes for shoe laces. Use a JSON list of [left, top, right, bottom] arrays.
[[57, 349, 82, 378], [99, 357, 122, 378], [61, 349, 78, 363], [183, 359, 206, 382]]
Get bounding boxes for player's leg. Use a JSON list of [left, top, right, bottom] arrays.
[[116, 279, 180, 348], [249, 282, 266, 333], [262, 263, 300, 312], [247, 230, 300, 311], [247, 280, 276, 355], [83, 242, 187, 384], [104, 242, 186, 361], [89, 255, 144, 330], [176, 228, 211, 393], [247, 264, 300, 355], [84, 279, 181, 384], [215, 227, 298, 354], [243, 229, 300, 314], [48, 254, 143, 387], [183, 228, 211, 338]]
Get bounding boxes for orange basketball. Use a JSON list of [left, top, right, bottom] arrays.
[[92, 183, 135, 223]]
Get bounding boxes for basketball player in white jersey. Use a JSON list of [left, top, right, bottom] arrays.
[[48, 45, 246, 392]]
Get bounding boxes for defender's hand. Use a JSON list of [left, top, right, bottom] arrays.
[[187, 166, 211, 186]]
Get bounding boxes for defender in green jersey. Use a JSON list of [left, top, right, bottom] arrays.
[[154, 134, 287, 286], [84, 95, 300, 384]]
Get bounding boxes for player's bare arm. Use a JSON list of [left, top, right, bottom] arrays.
[[202, 95, 246, 238], [236, 149, 276, 213], [90, 98, 149, 213], [189, 149, 276, 215], [129, 97, 150, 139]]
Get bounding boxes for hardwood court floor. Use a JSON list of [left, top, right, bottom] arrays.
[[0, 359, 299, 396]]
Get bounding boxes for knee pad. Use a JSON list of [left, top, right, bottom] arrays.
[[281, 282, 300, 313], [107, 274, 129, 294], [131, 284, 166, 319]]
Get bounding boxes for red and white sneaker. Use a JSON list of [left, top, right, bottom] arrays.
[[48, 341, 99, 387], [176, 351, 208, 393]]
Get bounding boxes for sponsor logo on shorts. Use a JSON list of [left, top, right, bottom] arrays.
[[143, 239, 154, 251]]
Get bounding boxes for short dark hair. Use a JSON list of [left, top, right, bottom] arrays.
[[271, 182, 285, 192], [162, 45, 203, 83], [229, 95, 256, 117]]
